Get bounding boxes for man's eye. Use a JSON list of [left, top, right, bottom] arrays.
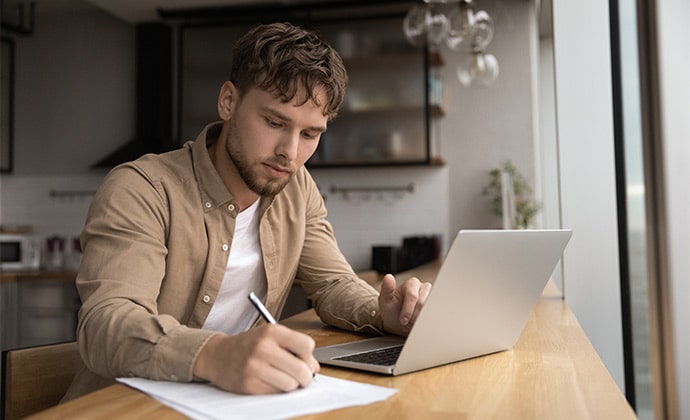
[[302, 131, 320, 140], [265, 118, 282, 128]]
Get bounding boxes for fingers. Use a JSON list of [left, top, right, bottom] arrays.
[[252, 342, 316, 392], [197, 324, 318, 395], [398, 278, 421, 326], [256, 325, 318, 391], [409, 281, 432, 325], [399, 278, 432, 326], [380, 273, 397, 296]]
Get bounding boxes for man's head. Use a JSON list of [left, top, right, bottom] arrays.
[[213, 23, 347, 204], [229, 22, 348, 121]]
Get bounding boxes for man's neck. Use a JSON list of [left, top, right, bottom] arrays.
[[207, 133, 259, 211]]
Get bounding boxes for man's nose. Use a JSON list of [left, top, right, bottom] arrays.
[[276, 131, 299, 161]]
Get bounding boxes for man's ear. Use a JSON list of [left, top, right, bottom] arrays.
[[217, 81, 237, 121]]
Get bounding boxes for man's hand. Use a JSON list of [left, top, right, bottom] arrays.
[[378, 274, 432, 336], [193, 324, 319, 394]]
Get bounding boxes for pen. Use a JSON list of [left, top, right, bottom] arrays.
[[248, 291, 277, 324], [247, 291, 317, 381]]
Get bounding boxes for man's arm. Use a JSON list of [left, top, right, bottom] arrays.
[[77, 166, 215, 383], [294, 170, 431, 336]]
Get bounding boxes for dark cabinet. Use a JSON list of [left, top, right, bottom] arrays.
[[178, 10, 434, 167], [307, 18, 429, 167]]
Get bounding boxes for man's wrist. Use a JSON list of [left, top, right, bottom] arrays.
[[193, 334, 224, 383]]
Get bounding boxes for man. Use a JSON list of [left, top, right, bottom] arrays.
[[64, 22, 431, 400]]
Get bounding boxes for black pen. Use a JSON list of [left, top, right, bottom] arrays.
[[247, 291, 317, 381]]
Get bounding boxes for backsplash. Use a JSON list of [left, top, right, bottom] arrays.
[[0, 174, 105, 240], [0, 166, 449, 273]]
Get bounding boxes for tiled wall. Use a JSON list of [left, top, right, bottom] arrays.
[[1, 166, 449, 272], [311, 166, 449, 271], [0, 174, 105, 243]]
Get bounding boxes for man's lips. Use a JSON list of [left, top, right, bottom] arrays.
[[263, 162, 292, 177]]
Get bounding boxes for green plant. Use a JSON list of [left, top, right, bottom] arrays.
[[482, 160, 541, 229]]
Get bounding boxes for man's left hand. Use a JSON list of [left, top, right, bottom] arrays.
[[378, 274, 432, 336]]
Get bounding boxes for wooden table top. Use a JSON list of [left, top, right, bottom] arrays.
[[29, 280, 636, 420]]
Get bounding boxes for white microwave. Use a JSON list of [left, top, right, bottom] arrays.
[[0, 233, 41, 270]]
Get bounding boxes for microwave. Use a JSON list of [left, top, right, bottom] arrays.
[[0, 233, 41, 270]]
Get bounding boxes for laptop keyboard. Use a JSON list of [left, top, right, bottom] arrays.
[[332, 344, 403, 366]]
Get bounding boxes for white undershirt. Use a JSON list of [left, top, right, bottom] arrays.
[[202, 199, 267, 336]]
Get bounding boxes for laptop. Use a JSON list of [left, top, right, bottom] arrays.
[[314, 229, 572, 375]]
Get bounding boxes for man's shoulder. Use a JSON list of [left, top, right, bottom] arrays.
[[116, 145, 194, 185], [283, 166, 319, 195]]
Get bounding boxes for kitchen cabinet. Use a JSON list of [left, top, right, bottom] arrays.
[[178, 7, 436, 167], [306, 17, 430, 167], [0, 272, 79, 351]]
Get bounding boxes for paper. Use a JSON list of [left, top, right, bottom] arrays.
[[117, 374, 397, 420]]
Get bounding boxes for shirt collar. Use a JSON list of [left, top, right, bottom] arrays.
[[190, 122, 235, 212], [189, 122, 276, 214]]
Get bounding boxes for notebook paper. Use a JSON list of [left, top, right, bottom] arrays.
[[117, 374, 397, 420]]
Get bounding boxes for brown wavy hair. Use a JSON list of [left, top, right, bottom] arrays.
[[230, 22, 348, 121]]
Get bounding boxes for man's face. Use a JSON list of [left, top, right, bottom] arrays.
[[223, 85, 328, 197]]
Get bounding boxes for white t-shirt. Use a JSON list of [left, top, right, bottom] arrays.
[[202, 199, 267, 335]]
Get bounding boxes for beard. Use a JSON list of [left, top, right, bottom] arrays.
[[224, 121, 294, 197]]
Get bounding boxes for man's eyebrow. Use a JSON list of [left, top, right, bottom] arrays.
[[262, 106, 327, 133]]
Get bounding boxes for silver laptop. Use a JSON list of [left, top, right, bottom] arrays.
[[314, 229, 572, 375]]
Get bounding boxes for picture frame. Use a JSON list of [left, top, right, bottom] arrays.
[[1, 36, 15, 173]]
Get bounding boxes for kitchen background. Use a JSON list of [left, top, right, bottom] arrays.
[[7, 0, 690, 417], [0, 0, 538, 271], [5, 0, 658, 414]]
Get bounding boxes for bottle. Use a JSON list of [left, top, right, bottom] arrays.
[[45, 235, 66, 270]]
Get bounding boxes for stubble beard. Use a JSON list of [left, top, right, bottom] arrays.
[[225, 125, 293, 197]]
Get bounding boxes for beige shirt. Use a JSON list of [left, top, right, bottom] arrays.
[[63, 123, 383, 400]]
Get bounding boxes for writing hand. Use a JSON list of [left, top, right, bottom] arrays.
[[378, 273, 432, 336], [193, 324, 319, 394]]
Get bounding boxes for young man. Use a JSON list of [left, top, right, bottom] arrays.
[[63, 22, 431, 400]]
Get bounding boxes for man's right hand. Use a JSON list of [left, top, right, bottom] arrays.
[[193, 324, 319, 394]]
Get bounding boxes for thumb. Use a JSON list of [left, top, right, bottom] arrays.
[[380, 273, 397, 297]]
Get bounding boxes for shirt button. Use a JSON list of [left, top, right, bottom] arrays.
[[202, 295, 211, 303], [205, 201, 212, 209], [228, 204, 236, 212], [222, 244, 229, 252], [370, 310, 377, 317]]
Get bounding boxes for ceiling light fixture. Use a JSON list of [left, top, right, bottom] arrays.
[[403, 0, 498, 88]]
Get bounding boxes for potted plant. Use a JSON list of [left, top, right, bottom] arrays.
[[482, 160, 541, 229]]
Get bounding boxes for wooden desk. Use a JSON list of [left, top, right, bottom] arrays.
[[29, 280, 635, 420]]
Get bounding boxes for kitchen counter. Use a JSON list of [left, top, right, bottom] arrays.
[[0, 270, 80, 352], [0, 270, 77, 283]]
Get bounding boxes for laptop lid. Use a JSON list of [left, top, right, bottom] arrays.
[[314, 229, 572, 375]]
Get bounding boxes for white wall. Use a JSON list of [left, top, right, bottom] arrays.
[[310, 166, 449, 271], [552, 0, 625, 391], [656, 0, 690, 417], [439, 0, 539, 238], [0, 174, 102, 243]]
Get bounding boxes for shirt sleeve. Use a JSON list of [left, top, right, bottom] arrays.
[[294, 172, 385, 335], [76, 165, 218, 383]]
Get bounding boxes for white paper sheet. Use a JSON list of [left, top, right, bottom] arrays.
[[117, 374, 397, 420]]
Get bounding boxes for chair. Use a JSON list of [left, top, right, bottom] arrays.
[[1, 341, 83, 420]]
